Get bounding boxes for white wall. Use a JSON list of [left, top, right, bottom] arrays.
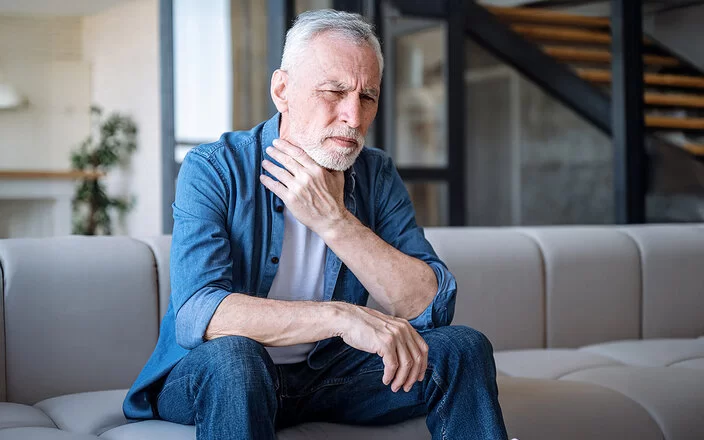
[[650, 5, 704, 71], [82, 0, 162, 236], [0, 15, 90, 170]]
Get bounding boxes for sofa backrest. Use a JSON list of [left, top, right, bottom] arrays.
[[0, 224, 703, 404], [427, 225, 704, 350], [0, 237, 160, 405]]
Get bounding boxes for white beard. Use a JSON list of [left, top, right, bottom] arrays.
[[289, 121, 365, 171], [305, 140, 364, 171]]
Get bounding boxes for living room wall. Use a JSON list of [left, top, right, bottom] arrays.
[[82, 0, 162, 237], [0, 14, 90, 170]]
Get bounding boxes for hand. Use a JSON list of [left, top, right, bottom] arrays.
[[260, 139, 349, 237], [335, 303, 429, 393]]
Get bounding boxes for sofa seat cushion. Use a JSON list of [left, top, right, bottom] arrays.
[[562, 366, 704, 440], [0, 402, 55, 429], [35, 390, 128, 436], [580, 338, 704, 367], [497, 376, 662, 440], [494, 349, 622, 379], [99, 420, 193, 440], [99, 418, 430, 440], [99, 377, 664, 440], [0, 427, 99, 439], [669, 358, 704, 370]]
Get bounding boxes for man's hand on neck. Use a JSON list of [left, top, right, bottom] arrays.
[[260, 138, 355, 238]]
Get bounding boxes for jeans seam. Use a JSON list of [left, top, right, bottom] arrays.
[[282, 368, 386, 399], [157, 374, 195, 404], [431, 369, 449, 440]]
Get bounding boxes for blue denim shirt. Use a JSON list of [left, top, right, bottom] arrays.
[[123, 114, 457, 420]]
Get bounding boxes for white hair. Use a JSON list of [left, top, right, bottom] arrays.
[[280, 9, 384, 77]]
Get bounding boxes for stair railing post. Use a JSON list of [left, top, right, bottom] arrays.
[[611, 0, 646, 224]]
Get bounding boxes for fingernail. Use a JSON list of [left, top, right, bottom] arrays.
[[266, 146, 273, 153]]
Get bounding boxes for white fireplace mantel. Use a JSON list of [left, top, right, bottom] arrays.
[[0, 171, 101, 238]]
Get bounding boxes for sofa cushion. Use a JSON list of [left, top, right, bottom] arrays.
[[669, 358, 704, 370], [562, 366, 704, 440], [497, 376, 662, 440], [136, 236, 172, 321], [0, 402, 55, 429], [98, 414, 429, 440], [98, 420, 193, 440], [0, 237, 159, 404], [621, 225, 704, 338], [517, 228, 641, 348], [494, 349, 622, 379], [423, 228, 545, 351], [34, 390, 128, 436], [0, 427, 98, 439], [580, 338, 704, 367]]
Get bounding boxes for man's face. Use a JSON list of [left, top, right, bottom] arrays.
[[279, 32, 381, 171]]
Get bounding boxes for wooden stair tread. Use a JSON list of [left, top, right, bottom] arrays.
[[487, 6, 610, 28], [645, 93, 704, 108], [683, 144, 704, 156], [544, 46, 680, 67], [513, 24, 650, 45], [646, 116, 704, 130], [577, 69, 704, 89]]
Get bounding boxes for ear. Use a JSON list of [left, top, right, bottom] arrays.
[[270, 69, 289, 113]]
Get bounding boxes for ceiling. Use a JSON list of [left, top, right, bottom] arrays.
[[0, 0, 126, 16]]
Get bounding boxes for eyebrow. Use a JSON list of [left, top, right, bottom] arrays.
[[317, 80, 379, 98]]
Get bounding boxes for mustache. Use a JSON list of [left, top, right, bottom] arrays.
[[322, 128, 365, 146]]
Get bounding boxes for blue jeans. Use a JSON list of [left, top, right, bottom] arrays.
[[156, 325, 508, 440]]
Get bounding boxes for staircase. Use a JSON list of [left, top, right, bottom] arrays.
[[485, 5, 704, 158]]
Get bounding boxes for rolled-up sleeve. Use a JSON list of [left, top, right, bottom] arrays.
[[170, 149, 234, 349], [373, 154, 457, 330]]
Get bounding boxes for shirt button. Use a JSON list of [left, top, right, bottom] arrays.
[[271, 256, 279, 264], [275, 205, 284, 213]]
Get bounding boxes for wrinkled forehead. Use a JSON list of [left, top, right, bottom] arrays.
[[290, 32, 380, 84]]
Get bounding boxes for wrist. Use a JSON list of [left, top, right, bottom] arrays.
[[320, 210, 359, 244], [325, 301, 353, 339]]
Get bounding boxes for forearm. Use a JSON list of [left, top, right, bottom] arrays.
[[322, 213, 438, 320], [205, 293, 346, 346]]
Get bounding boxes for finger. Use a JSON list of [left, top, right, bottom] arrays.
[[402, 331, 423, 392], [259, 174, 288, 200], [415, 333, 429, 382], [379, 342, 399, 387], [273, 138, 319, 170], [261, 159, 294, 187], [390, 336, 413, 393], [266, 145, 305, 176]]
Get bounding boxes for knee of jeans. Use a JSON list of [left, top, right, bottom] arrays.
[[436, 325, 494, 363], [195, 336, 277, 392]]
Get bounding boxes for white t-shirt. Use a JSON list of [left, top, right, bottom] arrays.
[[265, 207, 327, 364]]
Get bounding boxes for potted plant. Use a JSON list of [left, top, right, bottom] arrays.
[[71, 106, 138, 235]]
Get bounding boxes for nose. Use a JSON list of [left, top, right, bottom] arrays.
[[339, 94, 362, 129]]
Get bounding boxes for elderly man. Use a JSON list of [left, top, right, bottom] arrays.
[[124, 9, 507, 440]]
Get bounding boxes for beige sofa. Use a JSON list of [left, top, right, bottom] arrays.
[[0, 225, 703, 440]]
